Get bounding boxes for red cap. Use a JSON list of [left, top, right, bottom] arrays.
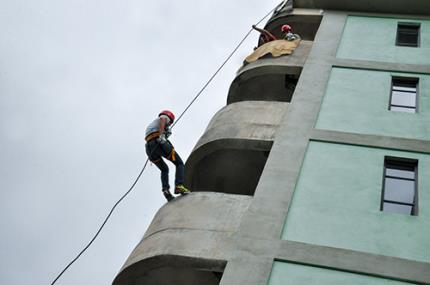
[[281, 24, 292, 33], [159, 110, 175, 123]]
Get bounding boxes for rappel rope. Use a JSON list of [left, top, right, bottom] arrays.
[[50, 3, 282, 284]]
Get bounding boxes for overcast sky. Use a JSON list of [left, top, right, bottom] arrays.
[[0, 1, 279, 284]]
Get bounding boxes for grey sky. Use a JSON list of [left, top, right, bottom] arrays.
[[0, 1, 279, 284]]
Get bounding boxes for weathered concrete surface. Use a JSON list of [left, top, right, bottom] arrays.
[[228, 41, 313, 104], [237, 9, 347, 242], [269, 261, 424, 285], [113, 192, 251, 285], [222, 236, 430, 285], [312, 129, 430, 154], [294, 0, 430, 15], [185, 101, 288, 195], [218, 11, 350, 285], [276, 240, 430, 285], [220, 257, 274, 285], [144, 192, 252, 239], [334, 58, 430, 75], [192, 101, 288, 150]]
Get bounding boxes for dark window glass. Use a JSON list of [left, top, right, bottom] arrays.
[[389, 77, 418, 113], [396, 23, 420, 47], [381, 157, 418, 216]]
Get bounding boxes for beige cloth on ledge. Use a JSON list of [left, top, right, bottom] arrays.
[[245, 39, 301, 63]]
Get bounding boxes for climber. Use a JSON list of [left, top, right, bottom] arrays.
[[145, 110, 190, 201], [252, 24, 301, 45], [281, 24, 301, 41]]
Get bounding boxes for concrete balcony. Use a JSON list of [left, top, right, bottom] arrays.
[[261, 9, 323, 44], [228, 40, 312, 104], [185, 101, 288, 195], [293, 0, 430, 15], [113, 192, 252, 285]]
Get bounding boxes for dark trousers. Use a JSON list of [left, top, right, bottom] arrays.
[[145, 139, 184, 190]]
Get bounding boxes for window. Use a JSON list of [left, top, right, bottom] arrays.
[[396, 22, 420, 47], [389, 77, 418, 113], [381, 157, 418, 215]]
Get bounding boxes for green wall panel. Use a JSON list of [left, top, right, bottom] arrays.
[[337, 16, 430, 65], [269, 262, 415, 285], [315, 68, 430, 140], [282, 141, 430, 263]]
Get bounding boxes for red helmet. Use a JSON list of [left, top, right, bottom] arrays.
[[281, 24, 292, 33], [159, 110, 175, 123]]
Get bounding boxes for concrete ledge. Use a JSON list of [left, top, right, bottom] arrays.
[[294, 0, 430, 16], [122, 229, 231, 272], [114, 192, 251, 285], [193, 101, 288, 149], [311, 129, 430, 154], [220, 257, 274, 285], [334, 58, 430, 75], [277, 240, 430, 284], [228, 42, 312, 104], [185, 102, 287, 194], [144, 192, 252, 239], [224, 235, 430, 284]]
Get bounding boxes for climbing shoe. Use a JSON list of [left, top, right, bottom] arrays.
[[162, 189, 174, 202], [174, 184, 190, 195]]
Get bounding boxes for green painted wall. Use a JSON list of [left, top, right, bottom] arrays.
[[269, 262, 414, 285], [337, 16, 430, 65], [282, 141, 430, 263], [315, 68, 430, 140]]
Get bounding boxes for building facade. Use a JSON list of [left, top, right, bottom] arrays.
[[113, 1, 430, 284]]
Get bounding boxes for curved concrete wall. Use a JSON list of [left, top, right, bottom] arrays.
[[113, 192, 252, 285], [185, 101, 288, 195], [228, 40, 312, 104]]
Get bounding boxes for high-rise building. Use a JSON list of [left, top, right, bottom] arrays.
[[113, 1, 430, 284]]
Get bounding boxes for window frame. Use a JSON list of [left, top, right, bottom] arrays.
[[380, 156, 418, 216], [396, 22, 420, 47], [389, 76, 419, 113]]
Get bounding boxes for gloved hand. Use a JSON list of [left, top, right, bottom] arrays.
[[157, 133, 167, 144], [165, 127, 172, 138]]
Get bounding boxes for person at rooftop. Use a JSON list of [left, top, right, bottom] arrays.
[[252, 24, 300, 45]]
